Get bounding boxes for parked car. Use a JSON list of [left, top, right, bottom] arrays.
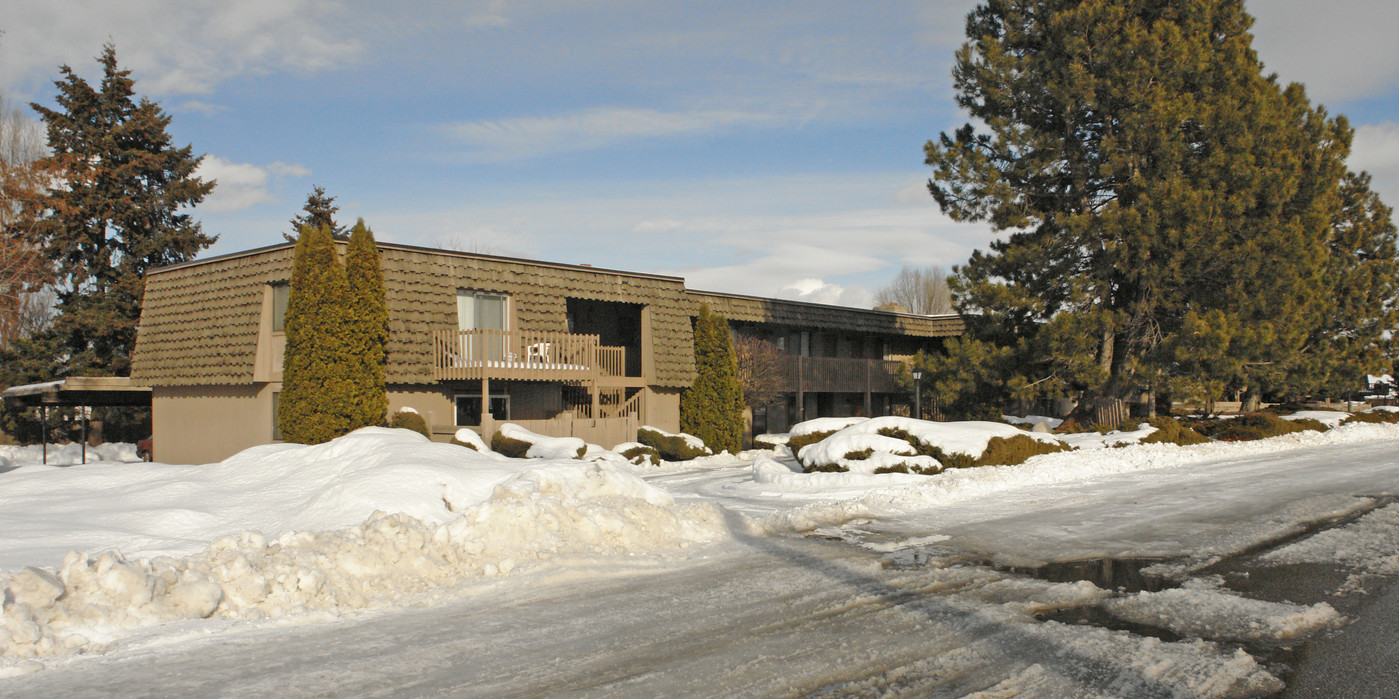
[[136, 437, 153, 462]]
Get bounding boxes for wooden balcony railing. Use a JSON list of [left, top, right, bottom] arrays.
[[597, 346, 625, 378], [433, 329, 626, 382], [780, 356, 906, 394]]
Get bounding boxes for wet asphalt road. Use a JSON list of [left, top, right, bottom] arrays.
[[1282, 576, 1399, 698]]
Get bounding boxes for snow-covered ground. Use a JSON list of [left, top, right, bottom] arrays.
[[2, 419, 1398, 696]]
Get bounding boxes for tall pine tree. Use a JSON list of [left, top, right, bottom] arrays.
[[279, 224, 355, 444], [21, 44, 215, 377], [926, 0, 1387, 412], [344, 219, 388, 429], [681, 305, 744, 453]]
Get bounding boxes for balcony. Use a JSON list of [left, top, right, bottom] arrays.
[[433, 329, 626, 382], [780, 356, 906, 394]]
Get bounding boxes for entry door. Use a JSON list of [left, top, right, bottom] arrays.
[[457, 291, 509, 360]]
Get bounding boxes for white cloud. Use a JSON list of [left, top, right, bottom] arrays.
[[195, 157, 310, 213], [776, 279, 873, 308], [442, 106, 782, 161], [1249, 0, 1399, 103], [1350, 122, 1399, 180], [0, 0, 364, 96]]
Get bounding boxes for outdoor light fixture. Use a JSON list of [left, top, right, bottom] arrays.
[[911, 370, 923, 419]]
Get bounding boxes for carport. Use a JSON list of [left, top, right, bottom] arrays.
[[2, 377, 153, 464]]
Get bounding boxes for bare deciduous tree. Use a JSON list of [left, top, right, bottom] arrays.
[[734, 334, 787, 409], [0, 89, 52, 345], [872, 265, 953, 315]]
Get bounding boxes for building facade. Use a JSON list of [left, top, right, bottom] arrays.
[[131, 242, 961, 463]]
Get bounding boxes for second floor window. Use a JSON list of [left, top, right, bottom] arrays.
[[457, 290, 508, 332], [271, 283, 290, 332]]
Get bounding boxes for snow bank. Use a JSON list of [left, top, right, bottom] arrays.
[[1002, 415, 1062, 430], [0, 434, 732, 662], [450, 428, 499, 456], [789, 416, 867, 437]]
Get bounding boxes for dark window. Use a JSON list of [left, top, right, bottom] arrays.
[[456, 394, 509, 425]]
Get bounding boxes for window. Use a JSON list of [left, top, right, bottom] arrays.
[[456, 394, 509, 425], [457, 290, 508, 331], [271, 283, 290, 332]]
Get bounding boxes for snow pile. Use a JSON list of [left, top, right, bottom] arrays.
[[789, 416, 867, 437], [1281, 410, 1351, 428], [1002, 415, 1062, 430], [0, 442, 139, 467], [496, 423, 586, 459], [795, 416, 1062, 471], [0, 435, 731, 661], [1102, 584, 1340, 642], [1055, 422, 1158, 450]]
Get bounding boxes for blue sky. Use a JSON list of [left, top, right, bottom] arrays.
[[3, 1, 1397, 307]]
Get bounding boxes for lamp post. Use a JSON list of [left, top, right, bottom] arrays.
[[911, 369, 923, 420]]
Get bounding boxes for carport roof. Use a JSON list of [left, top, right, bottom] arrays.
[[2, 377, 153, 408]]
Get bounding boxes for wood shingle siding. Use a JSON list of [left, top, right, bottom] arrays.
[[132, 246, 294, 385], [132, 243, 699, 388], [686, 290, 965, 337]]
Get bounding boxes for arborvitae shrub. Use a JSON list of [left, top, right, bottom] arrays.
[[1140, 416, 1210, 446], [786, 430, 836, 456], [976, 434, 1070, 467], [679, 305, 744, 454], [344, 220, 388, 430], [280, 224, 355, 444], [490, 432, 533, 458], [620, 445, 661, 466], [388, 410, 429, 438], [1343, 410, 1399, 425], [636, 427, 710, 461]]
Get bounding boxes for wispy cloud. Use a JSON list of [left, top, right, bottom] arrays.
[[0, 0, 365, 96], [442, 106, 783, 161], [195, 157, 310, 213]]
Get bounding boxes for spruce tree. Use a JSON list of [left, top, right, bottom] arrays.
[[279, 224, 355, 444], [926, 0, 1381, 410], [344, 219, 388, 429], [284, 186, 346, 242], [680, 305, 744, 453], [20, 43, 215, 376]]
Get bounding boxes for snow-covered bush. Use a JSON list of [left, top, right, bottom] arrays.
[[1195, 413, 1323, 441], [793, 416, 1068, 474], [449, 428, 489, 452], [1140, 416, 1210, 446], [615, 442, 661, 466], [490, 424, 586, 460], [637, 426, 711, 461], [388, 409, 430, 437], [1343, 410, 1399, 425], [751, 433, 786, 450]]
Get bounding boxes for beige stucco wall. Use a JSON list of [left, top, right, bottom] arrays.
[[152, 384, 277, 465], [644, 386, 682, 433]]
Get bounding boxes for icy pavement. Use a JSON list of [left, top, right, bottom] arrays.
[[2, 422, 1398, 695]]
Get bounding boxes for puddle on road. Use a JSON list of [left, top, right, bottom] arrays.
[[998, 556, 1181, 593]]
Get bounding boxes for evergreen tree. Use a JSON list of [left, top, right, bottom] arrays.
[[926, 0, 1381, 410], [16, 43, 215, 376], [344, 219, 388, 429], [279, 224, 355, 444], [681, 305, 744, 453], [284, 185, 346, 242]]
